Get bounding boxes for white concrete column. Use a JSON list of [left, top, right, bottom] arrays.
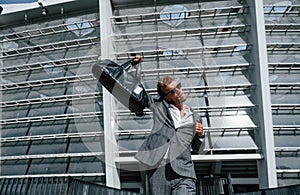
[[99, 0, 121, 189], [244, 0, 277, 189]]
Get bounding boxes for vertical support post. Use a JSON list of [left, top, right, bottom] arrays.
[[99, 0, 121, 189], [227, 173, 233, 195], [244, 0, 277, 189]]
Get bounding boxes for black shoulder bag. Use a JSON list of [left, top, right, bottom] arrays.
[[92, 59, 148, 116]]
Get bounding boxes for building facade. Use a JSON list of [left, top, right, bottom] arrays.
[[1, 0, 299, 194]]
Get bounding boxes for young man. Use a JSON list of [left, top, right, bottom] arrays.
[[133, 56, 205, 195]]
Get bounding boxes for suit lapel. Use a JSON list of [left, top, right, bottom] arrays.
[[161, 99, 176, 129]]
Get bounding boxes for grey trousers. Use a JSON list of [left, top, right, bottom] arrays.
[[148, 162, 196, 195]]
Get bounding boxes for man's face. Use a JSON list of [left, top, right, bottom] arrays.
[[164, 80, 186, 108]]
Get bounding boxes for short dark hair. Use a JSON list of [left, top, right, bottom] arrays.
[[157, 76, 175, 97]]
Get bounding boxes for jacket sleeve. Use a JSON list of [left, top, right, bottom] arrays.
[[190, 112, 207, 154], [191, 133, 206, 154]]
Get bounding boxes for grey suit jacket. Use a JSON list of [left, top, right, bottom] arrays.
[[135, 97, 204, 179]]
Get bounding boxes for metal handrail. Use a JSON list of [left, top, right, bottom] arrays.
[[267, 42, 300, 53], [0, 111, 103, 125], [0, 132, 104, 143], [1, 74, 96, 91], [270, 83, 300, 92], [0, 152, 105, 161], [113, 25, 250, 42], [1, 55, 98, 75], [266, 23, 300, 34], [1, 92, 102, 108], [269, 62, 300, 72], [1, 37, 99, 58], [141, 63, 252, 76], [112, 6, 248, 25], [114, 44, 251, 59], [0, 19, 98, 43]]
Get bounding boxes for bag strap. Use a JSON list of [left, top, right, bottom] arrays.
[[121, 58, 142, 80]]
